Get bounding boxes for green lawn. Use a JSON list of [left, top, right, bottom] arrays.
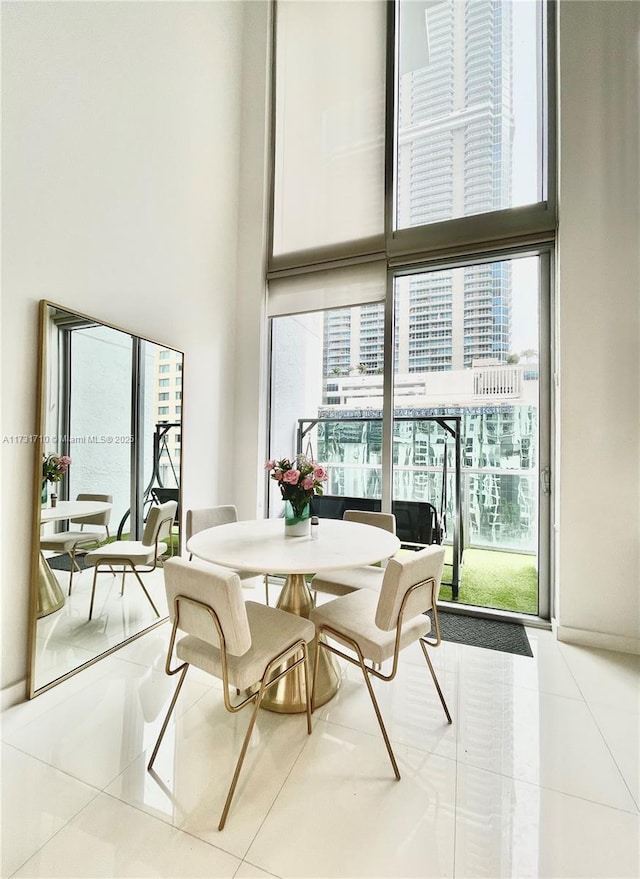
[[439, 547, 538, 614]]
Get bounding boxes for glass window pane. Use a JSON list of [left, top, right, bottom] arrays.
[[395, 0, 542, 230], [392, 256, 540, 613], [273, 0, 386, 256], [70, 326, 132, 531], [269, 301, 385, 517]]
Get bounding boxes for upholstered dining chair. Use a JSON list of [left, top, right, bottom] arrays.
[[186, 505, 271, 605], [148, 556, 314, 830], [310, 544, 451, 779], [310, 509, 397, 598], [84, 499, 177, 620], [40, 493, 113, 595]]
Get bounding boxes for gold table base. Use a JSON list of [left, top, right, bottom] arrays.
[[260, 573, 340, 714], [37, 552, 66, 618]]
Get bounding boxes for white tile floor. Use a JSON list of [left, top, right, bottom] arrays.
[[2, 579, 639, 879]]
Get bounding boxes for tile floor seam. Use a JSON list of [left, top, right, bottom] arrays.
[[455, 760, 640, 817], [235, 859, 281, 879], [5, 785, 103, 879], [551, 645, 640, 809], [96, 787, 243, 866], [317, 713, 459, 771], [452, 739, 459, 879], [237, 713, 320, 863], [1, 740, 105, 794], [319, 718, 450, 761], [581, 698, 640, 814]]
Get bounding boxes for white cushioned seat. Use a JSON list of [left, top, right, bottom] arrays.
[[309, 545, 450, 781], [41, 492, 113, 594], [186, 505, 266, 595], [149, 557, 315, 831], [84, 540, 162, 567], [311, 510, 396, 598], [83, 500, 177, 620], [311, 588, 430, 665], [310, 564, 384, 597], [41, 531, 101, 551], [177, 601, 315, 691]]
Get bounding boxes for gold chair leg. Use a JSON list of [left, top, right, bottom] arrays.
[[120, 567, 126, 595], [218, 680, 266, 831], [219, 646, 313, 831], [264, 574, 270, 607], [132, 569, 160, 617], [420, 639, 452, 724], [67, 551, 75, 595], [357, 656, 401, 780], [302, 643, 312, 734], [88, 566, 100, 620], [147, 664, 189, 771], [310, 636, 322, 712]]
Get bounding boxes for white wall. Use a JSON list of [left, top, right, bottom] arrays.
[[2, 0, 638, 704], [1, 1, 247, 697], [233, 0, 272, 521], [556, 1, 640, 651]]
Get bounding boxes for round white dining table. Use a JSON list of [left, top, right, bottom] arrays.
[[187, 518, 400, 713], [39, 500, 113, 618]]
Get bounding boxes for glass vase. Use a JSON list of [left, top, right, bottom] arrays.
[[284, 499, 311, 536], [41, 481, 48, 505]]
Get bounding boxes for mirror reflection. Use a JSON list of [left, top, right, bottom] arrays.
[[30, 302, 183, 696]]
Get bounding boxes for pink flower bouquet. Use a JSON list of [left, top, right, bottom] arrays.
[[42, 453, 72, 484], [265, 454, 328, 518]]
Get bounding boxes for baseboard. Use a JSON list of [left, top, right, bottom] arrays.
[[556, 625, 640, 656], [1, 679, 27, 711]]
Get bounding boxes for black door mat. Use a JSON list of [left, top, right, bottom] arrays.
[[429, 610, 533, 657], [47, 554, 87, 572]]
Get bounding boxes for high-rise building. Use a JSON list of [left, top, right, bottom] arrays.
[[324, 0, 513, 376]]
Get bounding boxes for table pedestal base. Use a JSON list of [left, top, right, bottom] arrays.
[[38, 552, 66, 618], [260, 573, 340, 714]]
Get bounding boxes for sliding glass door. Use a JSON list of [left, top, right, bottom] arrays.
[[392, 254, 548, 614]]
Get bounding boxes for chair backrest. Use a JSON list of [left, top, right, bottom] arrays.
[[71, 493, 113, 526], [375, 545, 445, 632], [142, 500, 178, 546], [343, 509, 396, 534], [164, 556, 251, 656], [185, 505, 239, 542]]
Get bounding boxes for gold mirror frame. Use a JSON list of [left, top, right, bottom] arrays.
[[28, 300, 183, 698]]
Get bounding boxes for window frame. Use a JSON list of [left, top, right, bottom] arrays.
[[266, 0, 556, 623]]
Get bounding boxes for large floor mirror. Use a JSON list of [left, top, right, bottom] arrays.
[[28, 301, 183, 697]]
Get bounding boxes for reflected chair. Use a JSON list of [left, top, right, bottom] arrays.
[[148, 556, 314, 830], [84, 499, 177, 620], [40, 493, 113, 595], [186, 505, 271, 605], [310, 545, 451, 779], [310, 510, 397, 598]]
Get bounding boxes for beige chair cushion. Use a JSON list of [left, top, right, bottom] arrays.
[[142, 500, 178, 546], [310, 565, 384, 597], [375, 545, 445, 632], [310, 589, 430, 665], [164, 557, 252, 656], [343, 510, 396, 534], [311, 510, 397, 597], [71, 493, 113, 526], [41, 531, 104, 552], [84, 540, 161, 567], [186, 505, 239, 541], [177, 601, 315, 691], [186, 505, 263, 580]]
